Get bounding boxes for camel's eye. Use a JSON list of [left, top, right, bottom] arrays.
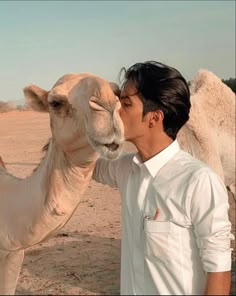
[[49, 100, 63, 109]]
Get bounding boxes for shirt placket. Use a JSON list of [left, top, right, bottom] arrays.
[[132, 167, 150, 294]]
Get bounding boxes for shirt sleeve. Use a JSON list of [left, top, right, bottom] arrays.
[[92, 153, 134, 189], [189, 168, 234, 272]]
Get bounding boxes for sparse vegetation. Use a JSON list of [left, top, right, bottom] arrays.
[[0, 100, 16, 112], [0, 100, 30, 113]]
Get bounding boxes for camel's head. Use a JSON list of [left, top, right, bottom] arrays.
[[23, 73, 124, 161]]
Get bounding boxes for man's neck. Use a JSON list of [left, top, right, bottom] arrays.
[[132, 133, 173, 162]]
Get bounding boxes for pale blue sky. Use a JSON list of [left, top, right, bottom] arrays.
[[0, 0, 235, 102]]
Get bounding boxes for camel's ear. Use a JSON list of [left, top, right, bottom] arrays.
[[109, 82, 121, 98], [23, 84, 49, 112]]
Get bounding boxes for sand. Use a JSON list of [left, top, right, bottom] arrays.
[[0, 110, 235, 295]]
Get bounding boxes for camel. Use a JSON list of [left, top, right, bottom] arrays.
[[177, 69, 235, 193], [0, 73, 124, 295]]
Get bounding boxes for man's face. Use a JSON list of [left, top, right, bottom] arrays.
[[119, 81, 148, 143]]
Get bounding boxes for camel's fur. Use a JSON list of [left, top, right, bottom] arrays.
[[178, 69, 235, 191], [0, 73, 124, 295]]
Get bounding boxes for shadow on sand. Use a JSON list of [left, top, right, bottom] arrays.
[[17, 232, 120, 295]]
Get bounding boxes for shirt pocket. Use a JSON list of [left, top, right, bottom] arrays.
[[144, 219, 171, 260]]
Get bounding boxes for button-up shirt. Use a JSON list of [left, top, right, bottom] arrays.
[[93, 141, 233, 295]]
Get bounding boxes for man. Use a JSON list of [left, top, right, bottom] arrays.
[[93, 61, 233, 295]]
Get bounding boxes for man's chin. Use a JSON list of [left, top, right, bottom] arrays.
[[124, 132, 131, 141]]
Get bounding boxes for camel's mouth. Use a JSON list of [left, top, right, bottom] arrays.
[[104, 142, 119, 151], [88, 137, 123, 159]]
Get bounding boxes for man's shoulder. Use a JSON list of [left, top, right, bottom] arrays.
[[174, 150, 225, 184], [167, 149, 218, 180]]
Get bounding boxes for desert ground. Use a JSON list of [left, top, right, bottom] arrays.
[[0, 110, 235, 295]]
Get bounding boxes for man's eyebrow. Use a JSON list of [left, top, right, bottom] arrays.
[[120, 95, 131, 100]]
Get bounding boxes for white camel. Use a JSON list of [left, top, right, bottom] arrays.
[[177, 69, 235, 192], [0, 73, 124, 295]]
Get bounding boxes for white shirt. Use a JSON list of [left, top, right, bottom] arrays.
[[93, 141, 233, 295]]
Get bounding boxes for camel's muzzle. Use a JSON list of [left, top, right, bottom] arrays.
[[105, 142, 119, 151]]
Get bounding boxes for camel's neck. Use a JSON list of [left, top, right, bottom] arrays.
[[37, 139, 97, 211], [0, 138, 99, 250]]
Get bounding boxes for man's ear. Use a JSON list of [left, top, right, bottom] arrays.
[[23, 84, 49, 112], [149, 110, 164, 127]]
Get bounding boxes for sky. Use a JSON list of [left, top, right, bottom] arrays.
[[0, 0, 235, 102]]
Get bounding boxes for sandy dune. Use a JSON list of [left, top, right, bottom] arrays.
[[0, 110, 235, 295]]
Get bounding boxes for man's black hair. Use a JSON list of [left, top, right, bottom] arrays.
[[119, 61, 191, 140]]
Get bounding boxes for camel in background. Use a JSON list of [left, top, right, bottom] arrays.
[[0, 73, 124, 295], [178, 69, 235, 193]]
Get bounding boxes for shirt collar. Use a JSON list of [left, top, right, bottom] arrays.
[[132, 140, 180, 178]]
